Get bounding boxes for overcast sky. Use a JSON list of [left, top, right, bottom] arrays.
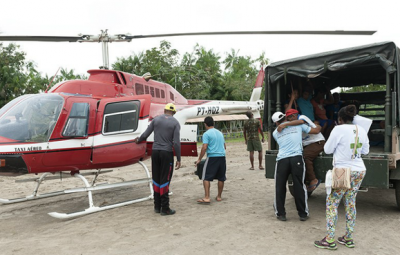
[[1, 0, 399, 76]]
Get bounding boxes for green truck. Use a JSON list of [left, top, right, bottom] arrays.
[[263, 41, 400, 208]]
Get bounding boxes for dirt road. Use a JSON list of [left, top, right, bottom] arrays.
[[0, 141, 399, 254]]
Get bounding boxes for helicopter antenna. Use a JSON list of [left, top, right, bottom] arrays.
[[45, 67, 61, 93]]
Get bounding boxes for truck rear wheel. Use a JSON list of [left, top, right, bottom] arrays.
[[395, 181, 400, 210]]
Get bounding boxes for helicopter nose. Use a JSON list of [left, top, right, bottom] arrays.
[[0, 155, 28, 176]]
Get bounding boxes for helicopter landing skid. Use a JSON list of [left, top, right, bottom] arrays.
[[48, 161, 154, 219], [0, 169, 115, 204], [0, 162, 154, 219], [0, 172, 72, 204]]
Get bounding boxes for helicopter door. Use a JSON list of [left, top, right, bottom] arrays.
[[42, 97, 97, 168], [92, 96, 150, 164]]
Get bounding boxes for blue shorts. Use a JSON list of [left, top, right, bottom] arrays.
[[202, 157, 227, 182]]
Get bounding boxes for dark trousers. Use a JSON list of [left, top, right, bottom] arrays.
[[151, 150, 174, 211], [303, 141, 325, 183], [274, 155, 308, 217]]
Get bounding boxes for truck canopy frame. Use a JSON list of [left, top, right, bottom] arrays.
[[263, 41, 400, 154]]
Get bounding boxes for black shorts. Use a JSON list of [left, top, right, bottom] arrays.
[[202, 157, 226, 182]]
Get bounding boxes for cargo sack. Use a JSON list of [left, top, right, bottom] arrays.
[[195, 159, 206, 180], [195, 159, 218, 180]]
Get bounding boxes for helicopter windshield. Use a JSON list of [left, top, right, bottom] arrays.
[[0, 94, 64, 142]]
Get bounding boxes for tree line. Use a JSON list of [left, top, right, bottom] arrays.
[[0, 43, 86, 107], [0, 41, 268, 108]]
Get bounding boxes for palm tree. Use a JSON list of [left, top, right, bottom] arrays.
[[223, 49, 240, 71]]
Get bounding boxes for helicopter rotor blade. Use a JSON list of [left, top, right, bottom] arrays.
[[0, 30, 376, 43], [0, 30, 376, 70], [0, 35, 84, 42], [125, 30, 376, 40]]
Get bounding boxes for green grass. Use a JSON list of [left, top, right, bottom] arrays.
[[225, 137, 245, 143], [196, 132, 268, 145]]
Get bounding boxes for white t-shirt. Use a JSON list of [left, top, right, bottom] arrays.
[[324, 124, 370, 171], [298, 115, 325, 146]]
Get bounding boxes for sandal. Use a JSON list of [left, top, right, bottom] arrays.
[[337, 236, 355, 248], [307, 179, 321, 192], [314, 237, 337, 250], [197, 198, 210, 205]]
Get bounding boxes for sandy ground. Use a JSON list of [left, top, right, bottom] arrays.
[[1, 141, 400, 255]]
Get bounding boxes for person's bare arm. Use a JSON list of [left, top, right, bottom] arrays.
[[285, 93, 296, 112], [258, 127, 265, 143], [308, 125, 322, 134], [277, 120, 305, 132], [195, 143, 208, 166]]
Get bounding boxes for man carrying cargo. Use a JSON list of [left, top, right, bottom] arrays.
[[271, 111, 321, 221], [195, 116, 226, 204]]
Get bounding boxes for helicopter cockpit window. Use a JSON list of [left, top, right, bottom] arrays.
[[103, 101, 139, 135], [0, 94, 31, 118], [135, 83, 144, 95], [62, 103, 89, 137], [0, 94, 64, 142]]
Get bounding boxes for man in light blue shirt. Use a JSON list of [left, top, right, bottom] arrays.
[[271, 111, 320, 221], [195, 116, 226, 204]]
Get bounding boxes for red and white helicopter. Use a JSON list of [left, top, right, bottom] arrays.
[[0, 30, 375, 219]]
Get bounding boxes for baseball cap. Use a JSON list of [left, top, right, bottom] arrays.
[[285, 109, 299, 117], [272, 112, 285, 123], [165, 103, 176, 112]]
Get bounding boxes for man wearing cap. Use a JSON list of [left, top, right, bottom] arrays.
[[243, 111, 265, 170], [271, 111, 321, 221], [278, 109, 325, 192], [135, 103, 181, 216]]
